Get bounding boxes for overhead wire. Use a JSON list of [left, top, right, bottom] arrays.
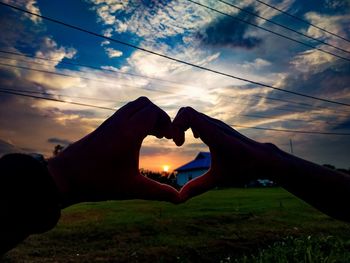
[[231, 124, 350, 135], [224, 95, 350, 118], [217, 0, 350, 55], [251, 94, 350, 114], [1, 56, 350, 118], [1, 87, 344, 126], [0, 61, 171, 94], [1, 88, 349, 135], [239, 113, 342, 126], [255, 0, 350, 44], [0, 89, 117, 111], [0, 87, 119, 103], [0, 50, 348, 118], [1, 1, 350, 107], [0, 50, 190, 88], [187, 0, 350, 62], [2, 52, 349, 114]]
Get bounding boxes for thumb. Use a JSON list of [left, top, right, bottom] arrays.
[[132, 175, 181, 204], [179, 171, 216, 202]]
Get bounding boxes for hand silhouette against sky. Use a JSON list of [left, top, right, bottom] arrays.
[[48, 97, 180, 207], [48, 97, 350, 222], [173, 106, 350, 222]]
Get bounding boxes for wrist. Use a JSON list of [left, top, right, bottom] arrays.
[[255, 142, 290, 182], [47, 156, 76, 208], [0, 154, 61, 248]]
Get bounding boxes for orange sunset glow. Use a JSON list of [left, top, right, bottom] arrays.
[[163, 165, 170, 172], [139, 152, 191, 173]]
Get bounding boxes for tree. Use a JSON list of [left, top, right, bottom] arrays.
[[53, 144, 64, 157]]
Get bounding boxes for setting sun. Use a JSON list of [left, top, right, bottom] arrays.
[[163, 165, 170, 172]]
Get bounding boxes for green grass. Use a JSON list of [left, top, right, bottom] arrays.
[[3, 188, 350, 262]]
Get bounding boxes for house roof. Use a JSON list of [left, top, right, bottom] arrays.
[[175, 152, 211, 172]]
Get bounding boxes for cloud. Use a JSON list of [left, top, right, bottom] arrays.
[[242, 58, 272, 70], [304, 12, 350, 42], [332, 118, 350, 130], [3, 0, 42, 24], [197, 6, 263, 49], [47, 137, 72, 145], [104, 47, 123, 58], [290, 49, 334, 73], [0, 139, 22, 157], [281, 62, 350, 99], [88, 0, 217, 40], [25, 0, 41, 23], [254, 0, 296, 22]]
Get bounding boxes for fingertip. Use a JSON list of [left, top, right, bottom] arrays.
[[172, 125, 185, 146], [191, 127, 200, 138], [135, 96, 151, 104], [179, 172, 216, 201], [134, 176, 180, 203]]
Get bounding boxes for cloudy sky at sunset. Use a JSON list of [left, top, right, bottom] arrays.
[[0, 0, 349, 171]]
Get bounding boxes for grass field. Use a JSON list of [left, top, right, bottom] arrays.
[[3, 188, 350, 262]]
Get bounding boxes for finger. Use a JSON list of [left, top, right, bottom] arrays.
[[171, 107, 188, 146], [116, 96, 152, 118], [191, 127, 200, 138], [132, 175, 181, 204], [172, 107, 224, 147], [130, 102, 172, 140], [99, 97, 152, 129], [179, 171, 216, 202]]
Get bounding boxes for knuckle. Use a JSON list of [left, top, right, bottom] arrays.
[[136, 96, 151, 104]]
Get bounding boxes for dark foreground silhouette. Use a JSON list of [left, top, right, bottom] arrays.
[[1, 97, 349, 255]]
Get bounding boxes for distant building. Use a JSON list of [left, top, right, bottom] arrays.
[[175, 152, 211, 186]]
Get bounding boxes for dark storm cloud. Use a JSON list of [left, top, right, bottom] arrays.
[[333, 118, 350, 130], [140, 146, 173, 156], [197, 6, 262, 49], [47, 137, 72, 145], [0, 139, 20, 156], [281, 62, 350, 97]]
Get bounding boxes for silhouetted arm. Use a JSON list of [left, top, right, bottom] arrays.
[[0, 154, 61, 255], [173, 107, 350, 222], [1, 97, 181, 254], [267, 147, 350, 222]]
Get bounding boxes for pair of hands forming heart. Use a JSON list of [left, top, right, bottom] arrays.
[[48, 97, 280, 207]]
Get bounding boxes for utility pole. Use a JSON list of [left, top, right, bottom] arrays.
[[289, 138, 294, 154]]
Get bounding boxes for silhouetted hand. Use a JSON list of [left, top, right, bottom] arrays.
[[172, 107, 281, 201], [48, 97, 180, 207], [173, 107, 350, 222]]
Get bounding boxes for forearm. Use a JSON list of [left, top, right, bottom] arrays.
[[266, 145, 350, 222], [0, 154, 61, 254]]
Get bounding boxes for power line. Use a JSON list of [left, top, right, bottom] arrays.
[[0, 62, 121, 84], [0, 61, 170, 94], [240, 113, 342, 126], [255, 0, 350, 44], [217, 0, 350, 55], [0, 89, 116, 110], [0, 87, 119, 103], [187, 0, 350, 62], [231, 124, 350, 135], [249, 94, 350, 115], [3, 54, 349, 117], [2, 54, 349, 117], [1, 2, 350, 107], [3, 87, 344, 126], [1, 88, 349, 135], [0, 50, 190, 88], [2, 56, 349, 118], [225, 95, 350, 118]]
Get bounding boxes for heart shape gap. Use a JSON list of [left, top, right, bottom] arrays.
[[139, 132, 210, 190]]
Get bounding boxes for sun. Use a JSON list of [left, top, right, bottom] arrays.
[[162, 165, 170, 173]]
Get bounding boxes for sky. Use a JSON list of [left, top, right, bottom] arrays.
[[0, 0, 349, 171]]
